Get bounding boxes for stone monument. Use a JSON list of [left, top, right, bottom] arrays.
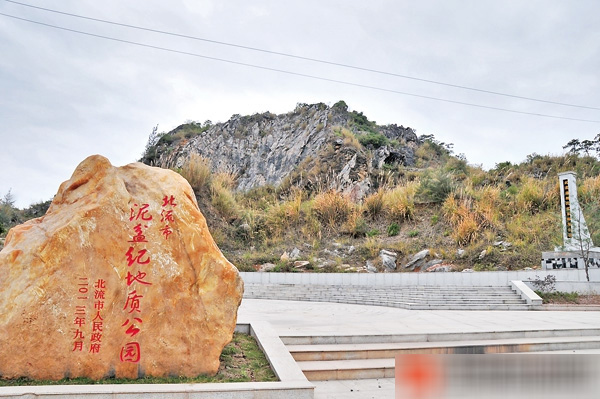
[[542, 171, 600, 269], [0, 155, 244, 380]]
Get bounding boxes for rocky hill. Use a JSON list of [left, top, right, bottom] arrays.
[[4, 105, 600, 274], [141, 101, 428, 200], [136, 101, 600, 274]]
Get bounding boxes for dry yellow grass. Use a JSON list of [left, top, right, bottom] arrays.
[[515, 177, 544, 212], [475, 185, 502, 229], [442, 193, 481, 244], [580, 175, 600, 204], [265, 191, 303, 236], [313, 190, 354, 228], [382, 182, 417, 221], [363, 189, 386, 219], [180, 153, 212, 192], [211, 178, 239, 221]]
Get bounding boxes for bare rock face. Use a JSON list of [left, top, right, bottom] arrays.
[[148, 103, 419, 199], [0, 155, 244, 380]]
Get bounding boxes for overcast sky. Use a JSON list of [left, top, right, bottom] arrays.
[[1, 0, 599, 208]]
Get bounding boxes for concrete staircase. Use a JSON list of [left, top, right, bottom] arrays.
[[280, 328, 600, 381], [243, 283, 530, 310]]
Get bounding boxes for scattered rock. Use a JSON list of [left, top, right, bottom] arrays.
[[280, 252, 290, 262], [340, 264, 358, 272], [403, 249, 430, 271], [380, 249, 398, 270], [347, 245, 356, 254], [371, 145, 414, 170], [493, 240, 512, 250], [366, 260, 378, 273], [344, 176, 372, 202], [424, 259, 443, 269], [479, 249, 487, 259], [257, 263, 276, 272], [316, 260, 333, 269], [425, 264, 456, 273], [0, 155, 243, 380], [289, 247, 301, 260], [323, 248, 340, 256], [457, 249, 466, 258], [462, 268, 474, 273], [239, 223, 251, 232], [293, 260, 310, 268]]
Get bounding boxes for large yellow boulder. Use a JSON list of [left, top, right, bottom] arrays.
[[0, 155, 243, 380]]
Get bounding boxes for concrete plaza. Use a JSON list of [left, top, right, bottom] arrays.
[[238, 299, 600, 399]]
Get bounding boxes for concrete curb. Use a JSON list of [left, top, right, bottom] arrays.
[[0, 323, 314, 399], [534, 304, 600, 311], [510, 280, 543, 306]]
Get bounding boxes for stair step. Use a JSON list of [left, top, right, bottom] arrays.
[[299, 358, 395, 381], [296, 336, 600, 380], [246, 296, 525, 303], [243, 283, 530, 310], [288, 336, 600, 361], [280, 328, 600, 345], [245, 293, 518, 297]]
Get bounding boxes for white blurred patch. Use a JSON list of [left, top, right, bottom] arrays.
[[396, 354, 600, 399]]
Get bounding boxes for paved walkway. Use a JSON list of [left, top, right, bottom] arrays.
[[238, 299, 600, 399], [238, 299, 600, 337]]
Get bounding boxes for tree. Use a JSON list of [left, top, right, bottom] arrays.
[[572, 204, 599, 282], [332, 100, 348, 111], [0, 189, 19, 235], [563, 134, 600, 157], [580, 140, 595, 156], [2, 189, 15, 207], [563, 138, 582, 154]]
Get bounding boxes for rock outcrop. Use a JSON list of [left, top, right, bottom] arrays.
[[143, 102, 420, 199], [0, 155, 243, 380]]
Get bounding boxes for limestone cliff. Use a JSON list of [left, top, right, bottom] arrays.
[[142, 101, 420, 198]]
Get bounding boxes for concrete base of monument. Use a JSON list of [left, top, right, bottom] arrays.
[[0, 322, 314, 399], [542, 250, 600, 270]]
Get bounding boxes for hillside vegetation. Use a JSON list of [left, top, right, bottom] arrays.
[[178, 148, 600, 273], [137, 102, 600, 273], [3, 102, 600, 275]]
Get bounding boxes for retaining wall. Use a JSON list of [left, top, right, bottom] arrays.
[[240, 269, 600, 287]]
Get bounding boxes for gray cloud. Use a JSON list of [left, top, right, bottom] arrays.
[[1, 0, 598, 208]]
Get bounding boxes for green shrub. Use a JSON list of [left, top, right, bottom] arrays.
[[366, 229, 380, 237], [344, 212, 369, 237], [358, 132, 389, 149], [387, 222, 400, 236], [157, 134, 176, 145], [416, 171, 454, 203], [333, 100, 348, 111], [535, 291, 579, 304]]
